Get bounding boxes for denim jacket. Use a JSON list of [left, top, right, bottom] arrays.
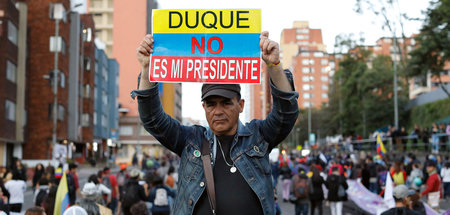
[[131, 70, 299, 215]]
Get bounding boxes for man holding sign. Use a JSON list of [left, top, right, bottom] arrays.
[[132, 9, 298, 215]]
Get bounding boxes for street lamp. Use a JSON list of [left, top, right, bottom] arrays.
[[49, 3, 82, 160]]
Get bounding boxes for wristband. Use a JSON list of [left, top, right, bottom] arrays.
[[269, 61, 281, 67]]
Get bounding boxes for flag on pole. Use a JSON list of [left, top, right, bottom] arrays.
[[54, 172, 70, 215], [376, 134, 387, 158]]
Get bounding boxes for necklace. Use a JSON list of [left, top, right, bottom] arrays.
[[216, 138, 237, 173]]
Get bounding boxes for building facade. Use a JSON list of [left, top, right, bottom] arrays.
[[0, 0, 27, 166]]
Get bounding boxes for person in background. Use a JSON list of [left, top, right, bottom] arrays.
[[408, 190, 426, 214], [381, 185, 419, 215], [116, 164, 129, 195], [117, 169, 147, 215], [66, 163, 80, 205], [280, 162, 293, 202], [13, 159, 26, 181], [34, 178, 50, 207], [326, 166, 348, 215], [25, 206, 46, 215], [87, 174, 111, 205], [5, 171, 27, 215], [164, 166, 177, 190], [421, 160, 442, 211], [408, 163, 423, 192], [148, 175, 176, 215], [130, 202, 149, 215], [290, 167, 309, 215], [103, 167, 119, 213], [441, 161, 450, 199], [78, 182, 112, 215], [0, 166, 12, 183], [309, 165, 325, 215], [32, 163, 45, 191], [390, 161, 407, 186]]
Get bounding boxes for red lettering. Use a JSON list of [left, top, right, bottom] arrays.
[[207, 37, 223, 54], [192, 37, 205, 54]]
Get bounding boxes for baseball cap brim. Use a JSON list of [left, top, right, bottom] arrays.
[[202, 89, 238, 100]]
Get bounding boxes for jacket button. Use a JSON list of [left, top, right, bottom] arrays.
[[189, 200, 193, 205], [200, 182, 205, 187], [254, 146, 260, 152]]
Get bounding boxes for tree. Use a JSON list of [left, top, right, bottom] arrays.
[[407, 0, 450, 97]]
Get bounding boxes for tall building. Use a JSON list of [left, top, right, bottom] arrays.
[[0, 0, 27, 166], [87, 0, 182, 163], [281, 21, 331, 109], [87, 0, 114, 56]]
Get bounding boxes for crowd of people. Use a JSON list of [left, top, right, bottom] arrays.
[[0, 153, 180, 215], [272, 151, 450, 215]]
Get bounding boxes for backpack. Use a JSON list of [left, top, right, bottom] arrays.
[[153, 187, 169, 206], [294, 175, 309, 199], [116, 172, 126, 187], [66, 173, 76, 195], [121, 182, 140, 208], [102, 175, 112, 189]]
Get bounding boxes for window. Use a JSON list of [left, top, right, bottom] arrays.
[[6, 60, 17, 83], [321, 67, 328, 73], [321, 84, 329, 90], [302, 84, 313, 91], [119, 126, 133, 136], [300, 52, 310, 57], [296, 41, 309, 46], [81, 113, 90, 127], [84, 85, 91, 98], [102, 91, 107, 105], [322, 93, 328, 98], [5, 100, 16, 121], [61, 39, 66, 55], [302, 76, 314, 82], [93, 112, 97, 125], [84, 57, 91, 71], [302, 59, 314, 65], [296, 35, 309, 40], [296, 29, 309, 33], [313, 52, 324, 57], [103, 67, 108, 82], [321, 59, 328, 65], [321, 76, 329, 82], [58, 105, 65, 120], [7, 21, 18, 45], [302, 68, 310, 74], [60, 72, 65, 88], [303, 93, 313, 99], [102, 114, 107, 127]]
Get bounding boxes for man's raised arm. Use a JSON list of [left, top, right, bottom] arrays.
[[259, 31, 293, 92], [136, 34, 157, 90]]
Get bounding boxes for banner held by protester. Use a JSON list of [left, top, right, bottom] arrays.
[[149, 9, 261, 84]]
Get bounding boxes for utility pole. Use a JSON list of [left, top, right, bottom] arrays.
[[393, 35, 399, 128], [51, 15, 61, 160]]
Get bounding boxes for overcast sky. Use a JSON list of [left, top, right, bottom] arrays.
[[155, 0, 432, 122]]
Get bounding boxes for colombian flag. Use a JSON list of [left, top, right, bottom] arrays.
[[54, 172, 70, 215], [376, 134, 386, 158]]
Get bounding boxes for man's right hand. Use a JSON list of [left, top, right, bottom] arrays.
[[136, 34, 154, 70]]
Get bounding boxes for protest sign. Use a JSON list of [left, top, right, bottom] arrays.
[[150, 9, 261, 83]]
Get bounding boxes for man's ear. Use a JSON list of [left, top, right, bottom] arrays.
[[239, 99, 245, 113]]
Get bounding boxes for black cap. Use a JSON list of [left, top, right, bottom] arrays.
[[201, 84, 241, 101], [426, 160, 437, 167], [69, 163, 78, 170]]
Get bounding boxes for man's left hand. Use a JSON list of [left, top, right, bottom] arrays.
[[260, 31, 280, 66]]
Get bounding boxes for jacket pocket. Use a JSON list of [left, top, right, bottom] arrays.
[[244, 141, 271, 175], [180, 147, 203, 182]]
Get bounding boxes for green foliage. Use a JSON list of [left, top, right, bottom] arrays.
[[407, 0, 450, 97], [409, 98, 450, 127]]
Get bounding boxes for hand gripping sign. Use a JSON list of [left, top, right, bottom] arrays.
[[150, 9, 261, 84]]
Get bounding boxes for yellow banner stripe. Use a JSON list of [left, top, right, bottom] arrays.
[[152, 9, 261, 33]]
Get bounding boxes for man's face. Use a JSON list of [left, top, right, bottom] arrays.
[[202, 96, 244, 136]]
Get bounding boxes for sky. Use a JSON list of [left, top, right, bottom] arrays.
[[161, 0, 433, 122]]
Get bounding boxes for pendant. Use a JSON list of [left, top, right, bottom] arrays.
[[230, 166, 237, 173]]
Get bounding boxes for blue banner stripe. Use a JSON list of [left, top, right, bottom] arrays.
[[152, 33, 260, 57]]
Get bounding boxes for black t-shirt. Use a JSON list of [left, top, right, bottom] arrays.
[[193, 135, 263, 215]]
